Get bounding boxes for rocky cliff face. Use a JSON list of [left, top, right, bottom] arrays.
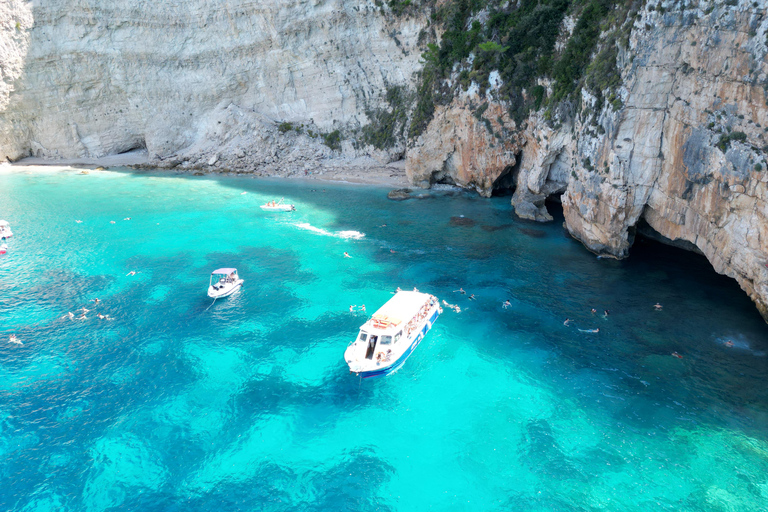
[[513, 2, 768, 320], [2, 0, 768, 320], [405, 0, 768, 322], [0, 0, 426, 167]]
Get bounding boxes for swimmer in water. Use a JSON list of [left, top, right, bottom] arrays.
[[343, 252, 351, 258], [564, 318, 571, 326], [65, 312, 75, 320], [725, 340, 734, 348], [360, 304, 366, 312], [110, 221, 116, 224], [503, 300, 511, 309], [349, 305, 355, 313], [9, 335, 21, 345], [453, 288, 466, 294], [126, 271, 136, 276], [671, 352, 683, 359], [91, 298, 100, 304], [80, 307, 90, 314], [75, 220, 83, 223], [578, 328, 600, 333], [468, 294, 476, 300], [591, 308, 597, 314], [654, 303, 663, 310]]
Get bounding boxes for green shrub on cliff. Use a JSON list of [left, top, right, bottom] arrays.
[[322, 130, 343, 151], [363, 86, 411, 149]]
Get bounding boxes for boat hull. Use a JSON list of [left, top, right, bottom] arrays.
[[355, 307, 440, 379], [260, 205, 295, 212], [207, 280, 244, 299]]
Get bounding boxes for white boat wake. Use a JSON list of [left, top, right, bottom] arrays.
[[294, 222, 365, 239]]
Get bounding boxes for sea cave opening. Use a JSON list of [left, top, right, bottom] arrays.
[[491, 152, 522, 197]]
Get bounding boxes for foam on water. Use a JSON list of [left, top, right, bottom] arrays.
[[294, 222, 366, 239], [1, 167, 768, 510]]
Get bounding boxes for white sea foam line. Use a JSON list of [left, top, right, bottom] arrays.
[[293, 222, 365, 239]]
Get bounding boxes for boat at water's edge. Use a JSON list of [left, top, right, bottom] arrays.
[[344, 290, 441, 379]]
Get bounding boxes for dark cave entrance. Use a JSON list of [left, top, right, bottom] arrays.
[[491, 151, 522, 197]]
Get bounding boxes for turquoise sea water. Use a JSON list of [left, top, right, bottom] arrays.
[[1, 167, 768, 511]]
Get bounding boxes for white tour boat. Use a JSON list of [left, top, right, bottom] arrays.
[[344, 290, 441, 379], [261, 198, 295, 212], [0, 220, 12, 239], [207, 268, 244, 298]]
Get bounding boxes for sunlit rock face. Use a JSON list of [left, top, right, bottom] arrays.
[[511, 3, 768, 320], [0, 0, 426, 161]]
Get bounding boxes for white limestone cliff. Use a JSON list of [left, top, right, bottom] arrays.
[[0, 0, 426, 163]]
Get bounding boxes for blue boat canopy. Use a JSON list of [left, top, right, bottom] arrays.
[[211, 268, 237, 275]]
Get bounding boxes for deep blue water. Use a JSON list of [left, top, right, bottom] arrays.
[[1, 167, 768, 511]]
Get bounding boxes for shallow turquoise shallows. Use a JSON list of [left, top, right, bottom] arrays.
[[2, 168, 768, 511]]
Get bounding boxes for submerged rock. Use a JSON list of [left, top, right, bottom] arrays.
[[387, 188, 412, 201], [450, 216, 475, 227]]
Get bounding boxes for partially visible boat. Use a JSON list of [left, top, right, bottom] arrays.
[[207, 268, 244, 298], [344, 290, 441, 379], [0, 220, 12, 239], [0, 243, 7, 255], [261, 198, 295, 212]]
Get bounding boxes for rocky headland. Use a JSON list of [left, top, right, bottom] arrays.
[[2, 0, 768, 320]]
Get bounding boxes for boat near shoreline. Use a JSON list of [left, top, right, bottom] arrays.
[[345, 290, 441, 379], [261, 198, 295, 212]]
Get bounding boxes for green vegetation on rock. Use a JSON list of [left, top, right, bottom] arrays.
[[363, 86, 412, 149], [410, 0, 640, 136]]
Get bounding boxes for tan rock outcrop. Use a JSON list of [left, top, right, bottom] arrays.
[[406, 96, 524, 196]]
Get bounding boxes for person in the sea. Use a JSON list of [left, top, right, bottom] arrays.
[[503, 300, 511, 309], [603, 310, 609, 318], [344, 252, 351, 258], [126, 270, 136, 276], [9, 335, 21, 345], [360, 304, 366, 312], [349, 305, 355, 313], [591, 308, 597, 314], [468, 294, 476, 300], [578, 328, 599, 333], [725, 340, 734, 348], [453, 288, 465, 294], [654, 303, 663, 310], [564, 318, 571, 326]]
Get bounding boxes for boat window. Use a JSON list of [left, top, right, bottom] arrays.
[[380, 335, 392, 345], [395, 331, 402, 343], [358, 332, 368, 342]]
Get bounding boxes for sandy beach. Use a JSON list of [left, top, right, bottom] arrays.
[[10, 150, 410, 188]]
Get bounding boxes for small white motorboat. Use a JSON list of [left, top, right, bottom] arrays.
[[0, 220, 13, 239], [261, 198, 295, 212], [344, 290, 441, 379], [207, 268, 244, 298]]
